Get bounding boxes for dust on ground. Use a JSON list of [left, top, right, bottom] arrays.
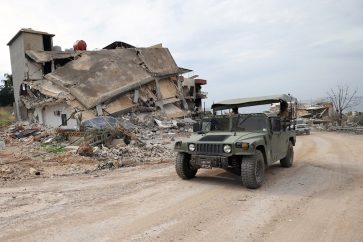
[[0, 132, 362, 241], [0, 113, 192, 184]]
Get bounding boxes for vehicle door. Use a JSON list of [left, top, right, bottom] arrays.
[[280, 119, 291, 156], [269, 117, 285, 162]]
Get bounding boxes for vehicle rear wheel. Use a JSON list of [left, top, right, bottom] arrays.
[[280, 141, 294, 167], [306, 130, 310, 135], [241, 150, 265, 189], [175, 152, 197, 179]]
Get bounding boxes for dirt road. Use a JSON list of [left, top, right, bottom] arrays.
[[1, 132, 362, 241]]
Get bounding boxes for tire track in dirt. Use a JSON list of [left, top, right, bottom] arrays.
[[259, 132, 363, 242], [0, 132, 362, 242]]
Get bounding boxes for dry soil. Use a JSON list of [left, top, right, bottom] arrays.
[[1, 132, 362, 241]]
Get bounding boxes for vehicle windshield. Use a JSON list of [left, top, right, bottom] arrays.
[[202, 116, 230, 132], [233, 115, 268, 132], [201, 114, 267, 132]]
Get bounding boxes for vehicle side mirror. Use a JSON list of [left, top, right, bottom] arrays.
[[271, 118, 281, 132], [193, 122, 201, 132]]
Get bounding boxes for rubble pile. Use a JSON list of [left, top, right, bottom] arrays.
[[0, 112, 194, 182], [94, 143, 175, 167], [89, 113, 195, 167]]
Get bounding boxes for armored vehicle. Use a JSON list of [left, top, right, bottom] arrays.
[[174, 94, 297, 189]]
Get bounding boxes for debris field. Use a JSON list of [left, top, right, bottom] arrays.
[[0, 112, 194, 183]]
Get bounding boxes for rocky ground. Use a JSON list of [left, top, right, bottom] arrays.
[[0, 113, 192, 184], [0, 132, 362, 241]]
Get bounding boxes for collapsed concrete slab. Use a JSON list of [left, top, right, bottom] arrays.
[[19, 47, 189, 127], [26, 50, 79, 63], [44, 48, 180, 109]]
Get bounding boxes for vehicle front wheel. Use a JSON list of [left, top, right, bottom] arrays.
[[241, 150, 265, 189], [306, 130, 310, 135], [280, 141, 294, 167], [175, 152, 198, 179]]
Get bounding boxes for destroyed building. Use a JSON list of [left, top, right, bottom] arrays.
[[297, 101, 333, 124], [7, 28, 208, 129], [182, 76, 207, 111]]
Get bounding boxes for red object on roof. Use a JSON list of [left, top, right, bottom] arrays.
[[73, 40, 87, 51], [195, 79, 207, 85]]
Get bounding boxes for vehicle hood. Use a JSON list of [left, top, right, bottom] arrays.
[[188, 131, 266, 143]]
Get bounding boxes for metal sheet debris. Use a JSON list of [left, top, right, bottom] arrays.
[[81, 116, 119, 129]]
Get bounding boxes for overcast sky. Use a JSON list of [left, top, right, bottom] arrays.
[[1, 0, 362, 109]]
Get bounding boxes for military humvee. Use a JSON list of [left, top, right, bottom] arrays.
[[174, 94, 297, 189]]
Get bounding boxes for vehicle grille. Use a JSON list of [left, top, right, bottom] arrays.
[[196, 143, 223, 155]]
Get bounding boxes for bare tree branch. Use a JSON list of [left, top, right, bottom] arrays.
[[327, 84, 361, 126]]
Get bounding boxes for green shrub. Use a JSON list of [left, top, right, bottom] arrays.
[[41, 143, 65, 153], [0, 87, 14, 106]]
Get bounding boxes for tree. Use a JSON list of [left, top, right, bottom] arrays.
[[3, 73, 13, 88], [327, 84, 361, 126], [0, 73, 14, 106]]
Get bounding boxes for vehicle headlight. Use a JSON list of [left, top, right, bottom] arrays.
[[188, 143, 196, 151], [223, 144, 232, 153]]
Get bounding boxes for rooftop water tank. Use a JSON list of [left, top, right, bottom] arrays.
[[73, 40, 87, 51]]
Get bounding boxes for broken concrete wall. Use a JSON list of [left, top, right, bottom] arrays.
[[182, 77, 195, 99], [103, 95, 136, 115], [33, 107, 44, 124], [138, 82, 158, 104], [159, 78, 178, 100], [41, 103, 77, 129], [9, 33, 26, 120], [23, 34, 47, 80]]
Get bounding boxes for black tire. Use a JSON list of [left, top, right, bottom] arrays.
[[175, 152, 197, 179], [306, 130, 310, 135], [280, 141, 294, 168], [231, 158, 241, 176], [241, 150, 265, 189]]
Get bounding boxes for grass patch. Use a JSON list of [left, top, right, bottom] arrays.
[[0, 107, 15, 127], [41, 143, 65, 153]]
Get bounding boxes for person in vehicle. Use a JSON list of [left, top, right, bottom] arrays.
[[279, 101, 289, 119], [232, 107, 238, 114]]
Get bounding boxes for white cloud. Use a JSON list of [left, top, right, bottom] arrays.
[[1, 0, 362, 109]]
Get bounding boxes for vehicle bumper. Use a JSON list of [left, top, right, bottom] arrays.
[[190, 155, 229, 169]]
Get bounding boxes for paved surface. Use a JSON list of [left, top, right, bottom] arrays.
[[1, 132, 362, 241]]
